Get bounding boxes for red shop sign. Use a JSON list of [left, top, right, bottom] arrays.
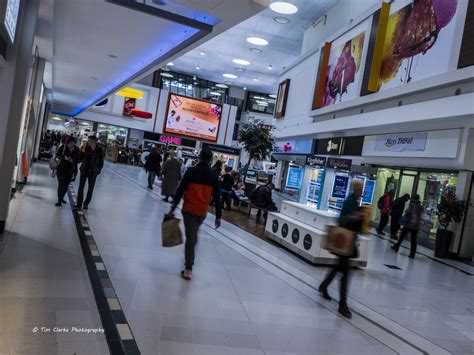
[[159, 135, 182, 145]]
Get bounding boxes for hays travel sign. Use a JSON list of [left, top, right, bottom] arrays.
[[374, 132, 427, 152]]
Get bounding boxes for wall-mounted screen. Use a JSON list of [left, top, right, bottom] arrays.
[[164, 94, 222, 142], [286, 166, 304, 189], [362, 179, 376, 205]]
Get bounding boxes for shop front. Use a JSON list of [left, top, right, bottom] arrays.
[[201, 142, 240, 170], [143, 131, 196, 152], [362, 130, 464, 250]]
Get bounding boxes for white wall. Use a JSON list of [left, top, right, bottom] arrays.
[[240, 111, 275, 126]]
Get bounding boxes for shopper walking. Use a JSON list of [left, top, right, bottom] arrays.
[[144, 146, 162, 189], [161, 151, 181, 202], [391, 194, 424, 258], [318, 180, 364, 319], [390, 194, 410, 239], [75, 136, 104, 210], [376, 190, 393, 235], [55, 137, 80, 207], [221, 166, 235, 210], [170, 148, 221, 280]]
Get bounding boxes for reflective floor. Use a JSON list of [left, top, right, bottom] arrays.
[[1, 162, 473, 354]]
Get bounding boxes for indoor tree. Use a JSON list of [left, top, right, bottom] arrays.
[[437, 187, 466, 231], [238, 120, 275, 182]]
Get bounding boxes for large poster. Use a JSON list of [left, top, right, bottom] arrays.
[[377, 0, 461, 92], [320, 20, 369, 108], [286, 166, 303, 189], [164, 94, 222, 142]]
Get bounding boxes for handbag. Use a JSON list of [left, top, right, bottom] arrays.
[[161, 213, 183, 247], [49, 146, 65, 171], [321, 225, 356, 256]]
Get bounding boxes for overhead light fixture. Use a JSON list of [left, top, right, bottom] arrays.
[[268, 64, 273, 70], [81, 122, 90, 126], [115, 87, 144, 99], [269, 94, 277, 98], [216, 83, 229, 88], [243, 86, 247, 90], [223, 73, 238, 79], [161, 72, 174, 78], [51, 116, 62, 121], [193, 76, 197, 80], [179, 78, 183, 81], [209, 91, 222, 96], [232, 59, 250, 66], [200, 51, 206, 56], [270, 2, 298, 15], [193, 81, 198, 85], [247, 37, 268, 46], [167, 62, 174, 66], [254, 77, 259, 81], [273, 16, 290, 24], [196, 65, 200, 70], [249, 47, 263, 53]]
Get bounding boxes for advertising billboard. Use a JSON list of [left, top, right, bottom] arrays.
[[164, 94, 222, 142]]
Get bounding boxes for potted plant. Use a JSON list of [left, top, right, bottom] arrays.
[[435, 187, 466, 258]]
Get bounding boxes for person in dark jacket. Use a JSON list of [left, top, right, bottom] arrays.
[[55, 137, 80, 206], [75, 136, 104, 209], [171, 148, 221, 281], [390, 194, 410, 239], [376, 191, 393, 235], [250, 180, 278, 222], [161, 151, 181, 202], [221, 166, 235, 210], [319, 179, 364, 319], [144, 146, 162, 189], [391, 194, 424, 258]]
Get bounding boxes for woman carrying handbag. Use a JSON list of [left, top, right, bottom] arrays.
[[54, 137, 79, 207]]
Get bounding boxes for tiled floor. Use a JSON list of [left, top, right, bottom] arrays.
[[1, 162, 473, 354]]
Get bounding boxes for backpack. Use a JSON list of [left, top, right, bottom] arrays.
[[377, 195, 385, 210]]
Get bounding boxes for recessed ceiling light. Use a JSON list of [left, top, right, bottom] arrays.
[[167, 62, 174, 66], [270, 2, 298, 15], [249, 47, 263, 53], [269, 94, 277, 98], [51, 116, 62, 121], [200, 51, 206, 56], [216, 83, 229, 88], [223, 73, 238, 79], [193, 76, 197, 80], [161, 72, 174, 78], [233, 59, 250, 66], [247, 37, 268, 46], [268, 64, 273, 70], [179, 78, 183, 81], [108, 54, 118, 58], [196, 65, 200, 70], [273, 16, 290, 24], [209, 91, 222, 96], [243, 86, 247, 90], [254, 77, 259, 81], [194, 81, 198, 85]]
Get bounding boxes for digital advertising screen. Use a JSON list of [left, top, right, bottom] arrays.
[[331, 174, 349, 199], [164, 94, 222, 142], [362, 179, 376, 205], [286, 166, 303, 189]]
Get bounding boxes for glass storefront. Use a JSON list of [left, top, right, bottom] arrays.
[[373, 167, 459, 249], [97, 124, 128, 146]]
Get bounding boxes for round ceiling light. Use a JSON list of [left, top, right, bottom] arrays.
[[253, 77, 259, 81], [223, 73, 238, 79], [249, 47, 263, 53], [269, 2, 298, 15], [216, 83, 229, 88], [273, 16, 290, 24], [161, 72, 174, 78], [51, 116, 62, 121], [209, 91, 222, 96], [247, 37, 268, 46], [232, 59, 250, 66], [166, 62, 174, 66], [200, 51, 206, 56]]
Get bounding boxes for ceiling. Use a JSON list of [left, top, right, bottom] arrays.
[[34, 0, 268, 116], [168, 0, 337, 95]]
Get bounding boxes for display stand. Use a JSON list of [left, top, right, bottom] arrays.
[[265, 201, 370, 267]]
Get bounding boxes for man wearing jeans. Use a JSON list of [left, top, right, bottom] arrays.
[[171, 148, 221, 280]]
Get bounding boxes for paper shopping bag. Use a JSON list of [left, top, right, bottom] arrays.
[[162, 214, 183, 247], [321, 225, 356, 256]]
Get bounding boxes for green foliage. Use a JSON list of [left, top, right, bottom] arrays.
[[238, 120, 275, 181], [437, 187, 466, 231]]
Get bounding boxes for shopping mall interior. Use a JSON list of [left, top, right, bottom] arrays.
[[1, 0, 473, 354]]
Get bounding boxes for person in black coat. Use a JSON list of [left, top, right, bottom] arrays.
[[390, 194, 410, 239], [55, 137, 80, 206], [221, 166, 235, 210], [75, 136, 104, 209], [144, 146, 162, 189]]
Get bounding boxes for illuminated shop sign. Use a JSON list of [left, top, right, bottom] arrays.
[[159, 134, 182, 145], [374, 132, 427, 152]]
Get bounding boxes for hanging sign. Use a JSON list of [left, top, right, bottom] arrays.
[[374, 132, 427, 152]]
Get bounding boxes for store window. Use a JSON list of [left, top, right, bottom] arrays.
[[98, 124, 128, 146], [246, 91, 275, 115]]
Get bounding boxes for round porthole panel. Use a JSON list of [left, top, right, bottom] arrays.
[[271, 219, 279, 233], [292, 228, 300, 244], [303, 234, 312, 250], [281, 223, 289, 238]]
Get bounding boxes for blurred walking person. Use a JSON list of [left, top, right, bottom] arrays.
[[75, 136, 104, 210], [318, 180, 364, 318], [390, 194, 410, 239], [171, 148, 221, 280], [376, 190, 393, 235], [55, 137, 79, 207], [161, 151, 181, 202], [144, 146, 162, 189], [391, 194, 423, 258]]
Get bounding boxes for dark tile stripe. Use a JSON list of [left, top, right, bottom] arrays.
[[67, 187, 140, 354]]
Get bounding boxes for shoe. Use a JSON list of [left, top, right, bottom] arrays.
[[181, 269, 192, 280], [318, 285, 332, 300], [83, 205, 88, 210], [55, 202, 62, 207], [162, 198, 169, 202], [409, 255, 415, 259], [62, 199, 67, 204], [390, 245, 398, 252], [378, 231, 386, 236], [150, 186, 153, 190], [338, 303, 352, 319]]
